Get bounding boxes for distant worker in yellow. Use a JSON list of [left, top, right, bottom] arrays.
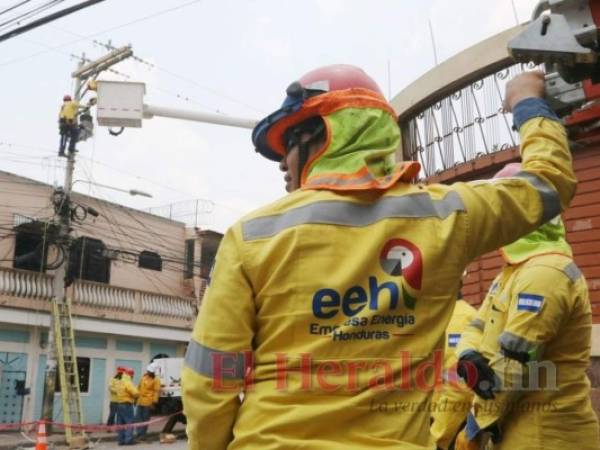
[[116, 367, 138, 446], [454, 163, 600, 450], [58, 94, 80, 157], [135, 364, 161, 440], [107, 366, 125, 426], [430, 290, 477, 449]]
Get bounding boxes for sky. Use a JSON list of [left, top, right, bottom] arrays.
[[0, 0, 540, 232]]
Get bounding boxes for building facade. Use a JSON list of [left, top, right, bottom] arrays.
[[0, 170, 222, 425]]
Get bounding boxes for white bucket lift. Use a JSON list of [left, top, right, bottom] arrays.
[[95, 80, 258, 129], [96, 80, 146, 128]]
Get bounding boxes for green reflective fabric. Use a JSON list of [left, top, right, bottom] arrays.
[[304, 107, 400, 182], [501, 216, 572, 264]]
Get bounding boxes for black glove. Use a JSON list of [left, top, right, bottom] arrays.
[[457, 351, 497, 400]]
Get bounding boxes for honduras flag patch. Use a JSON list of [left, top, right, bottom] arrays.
[[448, 333, 461, 348], [517, 293, 544, 313]]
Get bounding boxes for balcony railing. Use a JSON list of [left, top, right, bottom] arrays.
[[74, 281, 136, 313], [392, 24, 532, 179], [0, 266, 53, 301], [402, 64, 536, 178], [0, 266, 196, 327]]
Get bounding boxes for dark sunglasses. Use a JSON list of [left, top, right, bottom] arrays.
[[283, 120, 325, 154]]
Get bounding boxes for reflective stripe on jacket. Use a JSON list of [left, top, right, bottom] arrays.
[[182, 116, 576, 450]]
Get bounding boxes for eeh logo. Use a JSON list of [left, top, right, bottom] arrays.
[[380, 239, 422, 290], [379, 238, 422, 310], [311, 238, 423, 319]]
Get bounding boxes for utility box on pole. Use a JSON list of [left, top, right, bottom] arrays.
[[96, 80, 145, 128]]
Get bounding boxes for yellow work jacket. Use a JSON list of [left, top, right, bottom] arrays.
[[109, 376, 119, 403], [115, 374, 138, 404], [430, 299, 477, 449], [137, 374, 161, 407], [59, 101, 79, 123], [182, 116, 576, 450], [456, 255, 600, 450]]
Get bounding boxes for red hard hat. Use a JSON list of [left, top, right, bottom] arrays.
[[296, 65, 383, 96], [63, 94, 72, 101], [252, 64, 388, 162], [125, 368, 134, 377], [116, 366, 126, 373], [493, 162, 521, 178]]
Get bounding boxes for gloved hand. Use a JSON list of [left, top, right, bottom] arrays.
[[455, 430, 481, 450], [456, 351, 497, 399]]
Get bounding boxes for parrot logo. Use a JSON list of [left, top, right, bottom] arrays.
[[379, 239, 422, 309]]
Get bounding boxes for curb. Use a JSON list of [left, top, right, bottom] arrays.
[[0, 430, 177, 449]]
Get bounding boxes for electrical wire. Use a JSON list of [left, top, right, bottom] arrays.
[[75, 166, 188, 290], [1, 140, 242, 217], [0, 0, 203, 67], [75, 170, 201, 281], [0, 0, 32, 17], [1, 140, 201, 202], [0, 0, 64, 31], [0, 0, 105, 43], [89, 38, 263, 114]]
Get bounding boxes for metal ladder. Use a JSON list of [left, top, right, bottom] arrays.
[[52, 297, 85, 445]]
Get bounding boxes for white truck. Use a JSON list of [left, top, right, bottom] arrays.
[[152, 357, 186, 432]]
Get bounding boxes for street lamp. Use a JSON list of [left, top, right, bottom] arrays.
[[72, 179, 153, 198]]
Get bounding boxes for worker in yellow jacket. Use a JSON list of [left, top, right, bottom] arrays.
[[135, 364, 161, 440], [454, 166, 600, 450], [107, 366, 125, 426], [430, 296, 477, 449], [182, 66, 577, 450], [58, 94, 80, 157], [116, 367, 138, 446]]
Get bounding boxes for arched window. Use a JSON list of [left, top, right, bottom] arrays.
[[68, 237, 111, 283], [139, 250, 162, 271]]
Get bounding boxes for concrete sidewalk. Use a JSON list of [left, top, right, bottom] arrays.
[[0, 421, 185, 450]]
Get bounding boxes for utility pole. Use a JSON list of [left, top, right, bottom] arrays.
[[40, 46, 132, 432]]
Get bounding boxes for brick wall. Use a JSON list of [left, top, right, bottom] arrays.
[[448, 146, 600, 322]]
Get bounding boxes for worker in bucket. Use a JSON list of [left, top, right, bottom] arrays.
[[135, 363, 161, 441], [182, 66, 576, 449], [452, 163, 600, 450]]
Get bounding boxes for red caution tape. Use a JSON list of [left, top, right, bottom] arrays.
[[0, 420, 39, 431], [0, 410, 183, 433]]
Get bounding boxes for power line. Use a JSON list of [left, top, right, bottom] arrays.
[[91, 39, 263, 114], [0, 140, 58, 154], [70, 176, 180, 292], [0, 0, 33, 18], [76, 162, 186, 254], [0, 140, 243, 216], [0, 0, 104, 43], [0, 0, 202, 66], [0, 0, 64, 31], [1, 0, 262, 114]]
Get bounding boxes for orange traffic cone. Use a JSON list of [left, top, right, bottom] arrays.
[[34, 421, 48, 450]]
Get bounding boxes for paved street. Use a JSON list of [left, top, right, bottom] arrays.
[[87, 437, 187, 450]]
